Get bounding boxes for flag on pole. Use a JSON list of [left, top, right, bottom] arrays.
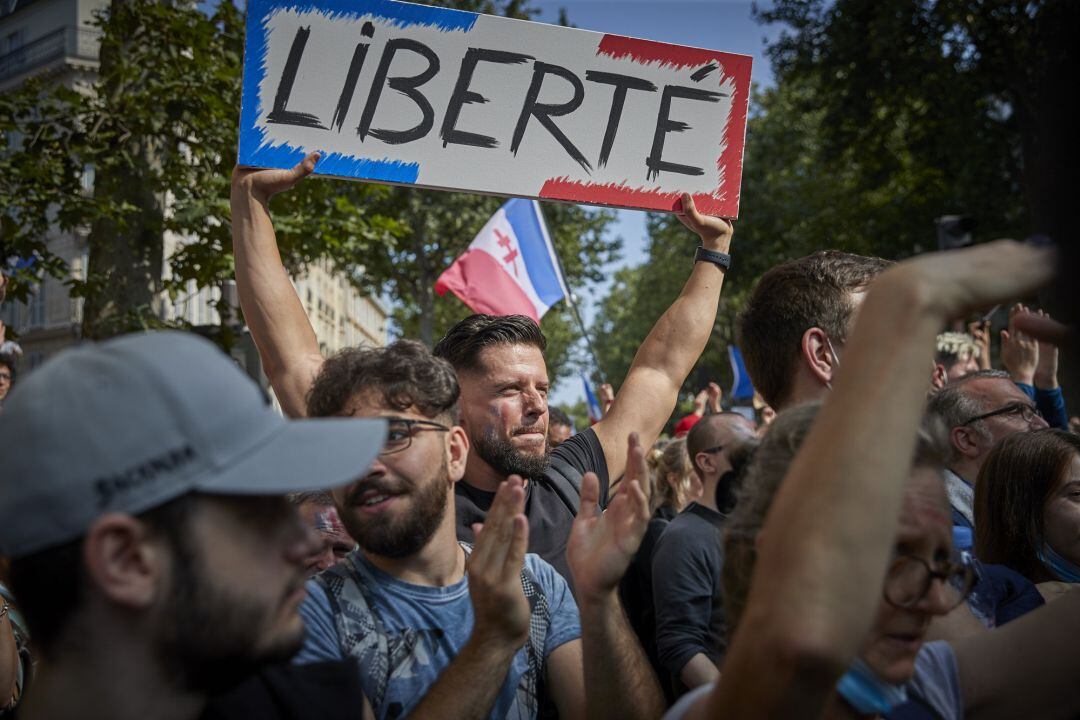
[[728, 345, 755, 400], [435, 198, 569, 322], [582, 373, 603, 424]]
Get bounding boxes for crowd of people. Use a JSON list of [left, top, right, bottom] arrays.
[[0, 152, 1078, 720]]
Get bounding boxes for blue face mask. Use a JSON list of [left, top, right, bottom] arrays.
[[1038, 543, 1080, 583], [836, 657, 909, 716]]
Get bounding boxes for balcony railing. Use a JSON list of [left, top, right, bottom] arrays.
[[0, 26, 101, 83]]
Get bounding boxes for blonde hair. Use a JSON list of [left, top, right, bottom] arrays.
[[647, 437, 696, 513]]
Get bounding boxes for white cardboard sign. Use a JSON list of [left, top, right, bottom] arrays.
[[239, 0, 753, 216]]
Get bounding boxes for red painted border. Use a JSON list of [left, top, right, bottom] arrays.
[[562, 34, 754, 218], [539, 180, 730, 216]]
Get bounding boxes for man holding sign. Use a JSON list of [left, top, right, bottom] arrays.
[[231, 152, 733, 587], [233, 0, 743, 585]]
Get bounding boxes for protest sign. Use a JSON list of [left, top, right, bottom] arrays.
[[239, 0, 752, 216]]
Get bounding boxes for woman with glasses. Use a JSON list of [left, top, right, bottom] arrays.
[[709, 403, 976, 720], [975, 429, 1080, 599]]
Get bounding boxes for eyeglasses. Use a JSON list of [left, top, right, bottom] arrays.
[[882, 553, 976, 611], [0, 372, 10, 382], [380, 417, 450, 455], [960, 402, 1042, 427], [700, 445, 725, 455]]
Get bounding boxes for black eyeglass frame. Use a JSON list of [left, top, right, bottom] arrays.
[[881, 553, 977, 612], [380, 416, 451, 455], [960, 401, 1042, 427]]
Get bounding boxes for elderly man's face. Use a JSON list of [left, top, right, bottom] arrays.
[[961, 378, 1049, 462]]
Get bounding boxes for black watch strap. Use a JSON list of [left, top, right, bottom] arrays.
[[695, 246, 731, 271]]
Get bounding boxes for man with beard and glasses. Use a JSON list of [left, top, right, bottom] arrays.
[[0, 331, 388, 720], [231, 153, 734, 585], [295, 340, 664, 720]]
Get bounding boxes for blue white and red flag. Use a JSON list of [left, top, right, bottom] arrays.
[[435, 198, 568, 322]]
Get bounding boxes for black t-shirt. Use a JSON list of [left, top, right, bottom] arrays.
[[455, 427, 609, 589], [201, 660, 367, 720], [651, 502, 727, 698], [619, 505, 678, 705]]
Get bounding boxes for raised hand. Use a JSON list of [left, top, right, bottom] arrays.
[[889, 240, 1054, 324], [232, 151, 320, 203], [692, 388, 708, 415], [1001, 302, 1040, 385], [567, 433, 651, 602], [677, 193, 733, 252], [599, 383, 615, 415], [467, 475, 531, 648], [1032, 309, 1060, 389], [707, 382, 722, 413], [968, 319, 992, 371]]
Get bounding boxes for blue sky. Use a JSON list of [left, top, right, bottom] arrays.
[[528, 1, 782, 407]]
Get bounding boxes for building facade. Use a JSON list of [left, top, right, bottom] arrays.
[[0, 0, 387, 377]]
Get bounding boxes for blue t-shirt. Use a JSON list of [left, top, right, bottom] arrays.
[[295, 551, 581, 720]]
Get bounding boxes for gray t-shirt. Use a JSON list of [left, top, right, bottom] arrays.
[[662, 641, 963, 720]]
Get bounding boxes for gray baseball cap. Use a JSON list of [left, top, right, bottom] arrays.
[[0, 331, 386, 558]]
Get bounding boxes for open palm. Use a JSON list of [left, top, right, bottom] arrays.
[[566, 433, 651, 601]]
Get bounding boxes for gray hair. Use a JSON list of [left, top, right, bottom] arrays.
[[721, 402, 948, 640], [927, 369, 1011, 462]]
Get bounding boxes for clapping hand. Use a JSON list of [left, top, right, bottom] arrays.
[[467, 476, 531, 648], [567, 433, 651, 603]]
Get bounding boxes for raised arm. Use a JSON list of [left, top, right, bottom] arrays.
[[702, 241, 1054, 718], [592, 195, 732, 479], [231, 154, 325, 417], [955, 587, 1080, 719], [564, 433, 666, 720]]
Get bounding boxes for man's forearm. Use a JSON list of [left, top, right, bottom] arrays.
[[597, 259, 728, 476], [580, 591, 664, 720], [230, 181, 322, 417], [679, 652, 720, 689], [406, 636, 518, 720]]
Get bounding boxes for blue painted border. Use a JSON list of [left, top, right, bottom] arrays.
[[503, 198, 564, 306], [238, 0, 476, 180]]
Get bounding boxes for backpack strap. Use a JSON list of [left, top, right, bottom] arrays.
[[314, 556, 392, 710], [461, 542, 553, 718]]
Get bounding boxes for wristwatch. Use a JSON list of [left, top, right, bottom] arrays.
[[695, 246, 731, 271]]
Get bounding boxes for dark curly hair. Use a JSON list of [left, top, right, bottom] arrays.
[[306, 340, 460, 422], [433, 314, 546, 373]]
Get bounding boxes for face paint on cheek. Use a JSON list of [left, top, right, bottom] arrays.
[[313, 507, 347, 537]]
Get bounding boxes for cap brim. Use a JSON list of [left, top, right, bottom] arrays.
[[194, 418, 387, 496]]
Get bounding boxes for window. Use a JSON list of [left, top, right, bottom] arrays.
[[6, 30, 23, 54], [27, 282, 45, 328]]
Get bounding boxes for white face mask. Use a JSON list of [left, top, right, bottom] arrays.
[[824, 336, 841, 391]]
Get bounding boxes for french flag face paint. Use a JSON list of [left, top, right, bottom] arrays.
[[435, 198, 567, 322], [239, 0, 752, 216]]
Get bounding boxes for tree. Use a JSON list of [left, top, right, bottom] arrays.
[[0, 0, 618, 377], [756, 0, 1077, 250]]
